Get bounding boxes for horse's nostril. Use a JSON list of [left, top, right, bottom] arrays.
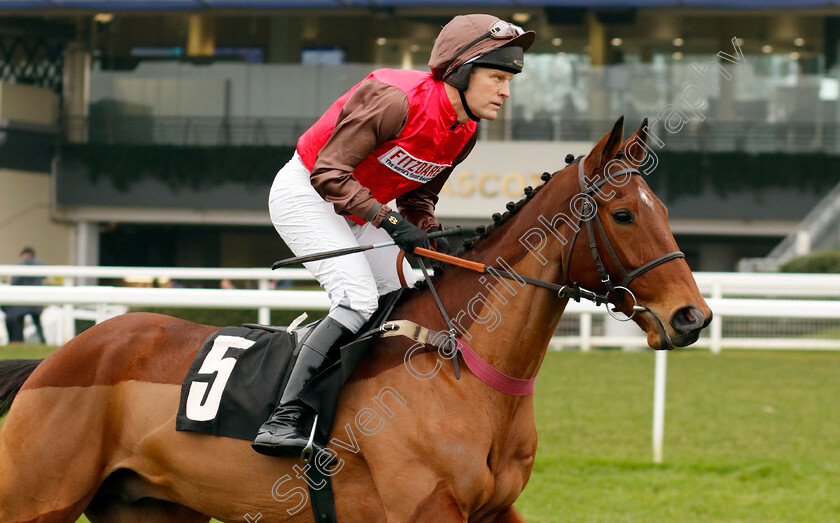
[[671, 306, 705, 334]]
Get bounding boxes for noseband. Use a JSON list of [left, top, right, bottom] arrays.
[[560, 155, 684, 319]]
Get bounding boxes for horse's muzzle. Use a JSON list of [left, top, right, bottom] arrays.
[[669, 306, 712, 347]]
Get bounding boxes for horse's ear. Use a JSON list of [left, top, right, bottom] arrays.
[[623, 117, 649, 162], [584, 115, 624, 174]]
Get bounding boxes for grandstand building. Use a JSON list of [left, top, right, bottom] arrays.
[[1, 2, 839, 271]]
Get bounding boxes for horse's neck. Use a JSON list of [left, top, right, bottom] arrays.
[[408, 176, 575, 381], [450, 249, 566, 380]]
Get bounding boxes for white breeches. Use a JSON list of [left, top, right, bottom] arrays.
[[268, 153, 418, 332]]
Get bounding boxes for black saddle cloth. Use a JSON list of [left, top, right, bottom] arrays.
[[175, 289, 405, 443]]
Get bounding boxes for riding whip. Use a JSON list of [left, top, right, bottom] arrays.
[[271, 226, 463, 268]]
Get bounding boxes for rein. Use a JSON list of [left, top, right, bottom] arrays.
[[412, 249, 618, 308]]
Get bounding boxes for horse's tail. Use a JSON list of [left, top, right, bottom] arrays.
[[0, 359, 42, 418]]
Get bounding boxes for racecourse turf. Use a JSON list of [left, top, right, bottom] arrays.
[[1, 345, 838, 522]]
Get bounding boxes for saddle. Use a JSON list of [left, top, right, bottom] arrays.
[[176, 288, 405, 444]]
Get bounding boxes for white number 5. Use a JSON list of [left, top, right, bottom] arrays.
[[185, 334, 255, 421]]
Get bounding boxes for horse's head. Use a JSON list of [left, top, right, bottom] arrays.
[[563, 117, 712, 349]]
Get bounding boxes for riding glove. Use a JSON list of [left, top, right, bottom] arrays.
[[380, 211, 430, 254]]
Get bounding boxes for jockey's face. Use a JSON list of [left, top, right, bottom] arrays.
[[464, 66, 514, 121]]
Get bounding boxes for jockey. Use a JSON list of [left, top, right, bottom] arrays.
[[253, 14, 535, 457]]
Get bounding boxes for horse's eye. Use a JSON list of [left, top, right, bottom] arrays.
[[612, 210, 635, 225]]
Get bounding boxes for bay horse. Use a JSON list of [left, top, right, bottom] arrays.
[[0, 118, 710, 523]]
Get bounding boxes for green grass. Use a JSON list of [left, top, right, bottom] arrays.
[[520, 349, 840, 522], [2, 345, 840, 522]]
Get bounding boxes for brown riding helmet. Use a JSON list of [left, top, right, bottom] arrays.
[[429, 14, 536, 82]]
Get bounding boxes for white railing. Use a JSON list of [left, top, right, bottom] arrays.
[[2, 266, 839, 350], [0, 265, 310, 285], [0, 266, 312, 344]]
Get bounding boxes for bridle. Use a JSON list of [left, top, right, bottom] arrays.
[[415, 155, 685, 323], [424, 153, 685, 321], [558, 154, 685, 320], [442, 154, 684, 321], [402, 152, 687, 387]]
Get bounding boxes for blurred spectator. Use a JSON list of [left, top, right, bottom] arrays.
[[271, 279, 294, 290], [2, 247, 46, 343], [156, 276, 185, 288]]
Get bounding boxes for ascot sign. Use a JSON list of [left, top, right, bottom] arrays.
[[435, 141, 592, 219]]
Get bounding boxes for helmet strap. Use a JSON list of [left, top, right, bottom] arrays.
[[445, 63, 481, 122], [458, 88, 480, 122]]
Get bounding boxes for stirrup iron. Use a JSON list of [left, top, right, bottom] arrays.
[[301, 414, 319, 464]]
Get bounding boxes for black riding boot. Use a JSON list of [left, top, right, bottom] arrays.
[[252, 317, 351, 458]]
